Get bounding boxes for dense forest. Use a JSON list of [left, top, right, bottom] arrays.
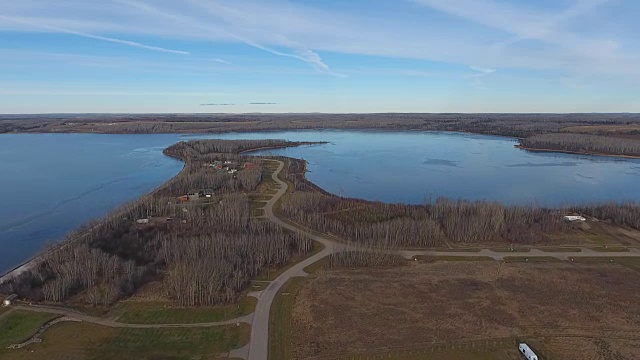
[[2, 113, 639, 139], [519, 133, 640, 157], [282, 193, 567, 247], [1, 139, 312, 306]]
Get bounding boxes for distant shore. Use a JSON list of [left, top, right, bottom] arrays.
[[515, 145, 640, 160]]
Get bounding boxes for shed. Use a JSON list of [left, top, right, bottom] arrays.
[[518, 343, 538, 360], [3, 294, 18, 306]]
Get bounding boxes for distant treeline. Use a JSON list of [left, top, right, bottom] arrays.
[[2, 113, 639, 139], [520, 133, 640, 157], [1, 139, 312, 306]]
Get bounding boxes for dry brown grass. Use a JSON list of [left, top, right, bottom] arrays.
[[291, 261, 640, 359]]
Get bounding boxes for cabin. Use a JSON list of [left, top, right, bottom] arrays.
[[3, 294, 18, 307], [564, 215, 586, 222], [518, 343, 538, 360]]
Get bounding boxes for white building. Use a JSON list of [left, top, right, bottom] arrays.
[[3, 294, 17, 306], [564, 215, 586, 222]]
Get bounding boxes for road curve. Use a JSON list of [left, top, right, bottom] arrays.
[[247, 160, 341, 360]]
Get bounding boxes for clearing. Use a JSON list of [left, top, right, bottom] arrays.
[[290, 261, 640, 359]]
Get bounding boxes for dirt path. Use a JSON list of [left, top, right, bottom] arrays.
[[399, 247, 640, 260], [12, 305, 252, 329]]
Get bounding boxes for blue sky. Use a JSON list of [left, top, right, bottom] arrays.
[[1, 0, 639, 113]]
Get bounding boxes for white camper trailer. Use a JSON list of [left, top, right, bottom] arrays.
[[518, 343, 538, 360]]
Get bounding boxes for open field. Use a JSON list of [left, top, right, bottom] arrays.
[[289, 261, 640, 359], [0, 319, 249, 360], [0, 310, 59, 349], [111, 296, 257, 324]]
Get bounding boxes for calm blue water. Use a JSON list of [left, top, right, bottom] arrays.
[[1, 130, 640, 272]]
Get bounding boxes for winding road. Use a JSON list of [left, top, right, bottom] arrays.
[[6, 159, 640, 359]]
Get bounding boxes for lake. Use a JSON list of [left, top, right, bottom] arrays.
[[2, 130, 640, 273]]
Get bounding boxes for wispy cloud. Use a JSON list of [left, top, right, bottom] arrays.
[[210, 58, 232, 65], [0, 0, 638, 82], [248, 102, 277, 105], [0, 15, 190, 55], [468, 66, 496, 77], [412, 0, 619, 70], [200, 103, 236, 106], [112, 0, 344, 77]]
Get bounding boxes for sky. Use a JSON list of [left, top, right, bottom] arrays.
[[1, 0, 639, 114]]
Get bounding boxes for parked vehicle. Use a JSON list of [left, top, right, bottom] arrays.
[[518, 343, 539, 360]]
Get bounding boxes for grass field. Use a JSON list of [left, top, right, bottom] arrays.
[[1, 320, 249, 360], [289, 261, 640, 359], [0, 310, 58, 349], [113, 296, 257, 324], [269, 277, 307, 360]]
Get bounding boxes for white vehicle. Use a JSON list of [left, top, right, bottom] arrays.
[[518, 343, 539, 360]]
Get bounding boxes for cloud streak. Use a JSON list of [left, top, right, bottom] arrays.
[[113, 0, 343, 76], [0, 15, 190, 55]]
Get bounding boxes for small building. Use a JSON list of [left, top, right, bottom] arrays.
[[564, 215, 586, 222], [3, 294, 18, 307], [178, 193, 200, 203], [244, 162, 260, 170], [136, 218, 149, 224], [518, 343, 538, 360]]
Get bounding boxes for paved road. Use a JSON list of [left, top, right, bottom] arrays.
[[247, 160, 342, 360]]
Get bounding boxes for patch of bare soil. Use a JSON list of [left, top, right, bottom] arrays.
[[291, 262, 640, 359]]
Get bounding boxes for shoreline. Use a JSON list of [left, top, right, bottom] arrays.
[[3, 138, 639, 283], [514, 144, 640, 160], [0, 141, 319, 284]]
